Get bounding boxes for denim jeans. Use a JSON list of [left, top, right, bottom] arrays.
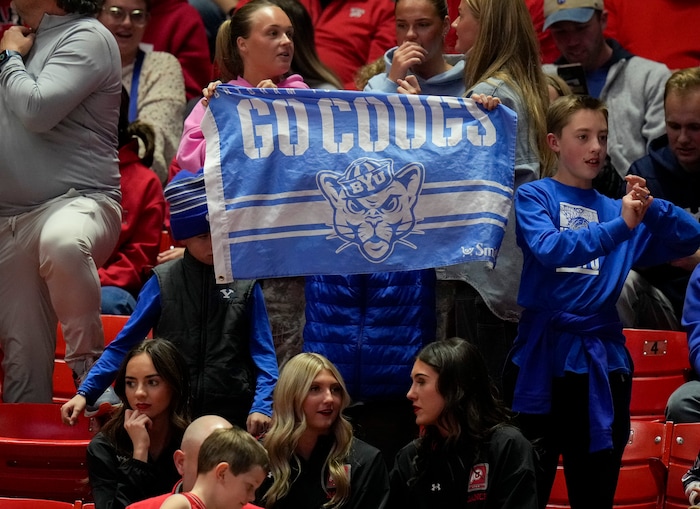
[[100, 286, 137, 316]]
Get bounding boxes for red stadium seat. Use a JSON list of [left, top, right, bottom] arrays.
[[546, 420, 669, 509], [52, 314, 130, 403], [665, 422, 700, 509], [624, 328, 690, 420], [612, 420, 668, 509], [159, 229, 174, 253], [0, 403, 97, 502], [0, 498, 75, 508]]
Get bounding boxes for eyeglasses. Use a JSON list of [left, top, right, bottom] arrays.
[[102, 6, 149, 26]]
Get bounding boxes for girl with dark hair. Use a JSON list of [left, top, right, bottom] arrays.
[[388, 337, 537, 508], [268, 0, 341, 90], [86, 338, 192, 509]]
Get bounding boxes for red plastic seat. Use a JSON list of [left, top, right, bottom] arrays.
[[665, 422, 700, 509], [159, 229, 174, 253], [546, 420, 669, 509], [0, 403, 97, 501], [613, 420, 668, 509], [52, 314, 130, 403], [0, 498, 75, 508], [624, 328, 690, 420]]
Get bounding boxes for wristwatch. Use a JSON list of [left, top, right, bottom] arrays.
[[0, 49, 21, 68]]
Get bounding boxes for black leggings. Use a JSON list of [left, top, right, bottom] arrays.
[[504, 367, 632, 509]]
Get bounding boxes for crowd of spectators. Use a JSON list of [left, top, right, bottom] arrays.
[[3, 0, 700, 507]]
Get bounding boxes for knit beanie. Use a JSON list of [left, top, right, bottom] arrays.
[[164, 168, 210, 241]]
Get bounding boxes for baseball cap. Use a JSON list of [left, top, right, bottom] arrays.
[[543, 0, 604, 31]]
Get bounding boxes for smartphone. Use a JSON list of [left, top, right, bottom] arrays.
[[557, 63, 589, 96]]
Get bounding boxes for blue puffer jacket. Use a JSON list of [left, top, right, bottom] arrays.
[[303, 269, 436, 401]]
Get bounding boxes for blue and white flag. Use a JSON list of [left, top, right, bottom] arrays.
[[202, 86, 516, 282]]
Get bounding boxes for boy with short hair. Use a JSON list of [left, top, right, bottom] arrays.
[[507, 95, 700, 509], [160, 426, 269, 509], [61, 169, 278, 436]]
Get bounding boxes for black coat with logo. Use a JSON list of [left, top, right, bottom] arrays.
[[388, 425, 537, 509]]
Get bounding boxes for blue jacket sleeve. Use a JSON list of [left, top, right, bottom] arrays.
[[364, 73, 399, 94], [683, 265, 700, 374], [515, 185, 633, 269], [247, 282, 279, 417], [634, 198, 700, 267], [79, 275, 162, 404]]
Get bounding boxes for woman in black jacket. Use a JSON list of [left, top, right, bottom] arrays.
[[389, 338, 538, 509], [86, 339, 191, 509]]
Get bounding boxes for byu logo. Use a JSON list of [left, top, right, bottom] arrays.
[[317, 157, 424, 263], [220, 289, 236, 299]]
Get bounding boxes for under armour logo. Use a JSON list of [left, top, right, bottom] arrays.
[[431, 483, 441, 492], [220, 289, 235, 299]]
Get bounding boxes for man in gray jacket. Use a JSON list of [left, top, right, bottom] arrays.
[[542, 0, 670, 187], [0, 0, 122, 402]]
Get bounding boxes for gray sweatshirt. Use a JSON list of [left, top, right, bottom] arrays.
[[0, 13, 122, 215]]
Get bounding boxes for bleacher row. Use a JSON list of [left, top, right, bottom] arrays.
[[0, 324, 696, 506]]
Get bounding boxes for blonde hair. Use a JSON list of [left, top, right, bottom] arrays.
[[463, 0, 554, 176], [354, 57, 386, 90], [262, 353, 353, 508], [664, 66, 700, 102]]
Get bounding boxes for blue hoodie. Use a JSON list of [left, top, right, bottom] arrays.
[[364, 47, 466, 97], [627, 134, 700, 317]]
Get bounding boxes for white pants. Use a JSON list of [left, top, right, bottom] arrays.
[[0, 191, 121, 402]]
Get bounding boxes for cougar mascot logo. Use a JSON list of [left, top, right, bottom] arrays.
[[317, 157, 424, 263]]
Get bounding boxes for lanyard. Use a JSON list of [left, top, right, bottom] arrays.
[[128, 49, 145, 123]]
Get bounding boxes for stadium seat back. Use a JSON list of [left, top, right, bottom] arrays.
[[665, 422, 700, 509], [624, 328, 690, 420], [0, 403, 97, 501], [546, 420, 669, 509], [0, 498, 75, 508]]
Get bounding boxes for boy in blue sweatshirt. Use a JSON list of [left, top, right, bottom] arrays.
[[61, 169, 278, 436], [507, 95, 700, 509]]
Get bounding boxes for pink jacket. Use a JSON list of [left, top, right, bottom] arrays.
[[176, 75, 308, 172]]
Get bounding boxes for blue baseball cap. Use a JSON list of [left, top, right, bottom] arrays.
[[543, 0, 604, 31]]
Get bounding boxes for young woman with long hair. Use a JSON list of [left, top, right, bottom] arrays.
[[388, 337, 537, 508], [435, 0, 554, 392], [176, 0, 309, 172], [86, 339, 191, 509], [257, 353, 389, 509], [268, 0, 342, 90]]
